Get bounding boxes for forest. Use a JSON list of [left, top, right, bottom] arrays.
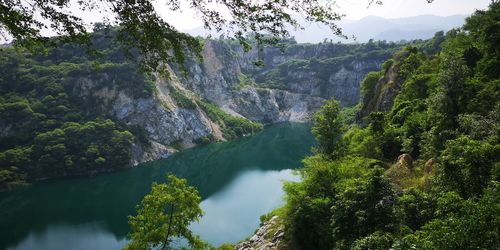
[[268, 2, 499, 249], [0, 28, 261, 190]]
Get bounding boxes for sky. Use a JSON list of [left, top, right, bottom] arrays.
[[155, 0, 492, 31]]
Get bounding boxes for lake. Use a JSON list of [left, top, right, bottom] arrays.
[[0, 122, 315, 249]]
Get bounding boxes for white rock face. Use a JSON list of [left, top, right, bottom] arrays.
[[71, 40, 387, 165], [73, 75, 214, 165], [182, 40, 385, 123], [131, 141, 176, 165], [230, 88, 325, 123], [236, 216, 285, 250]]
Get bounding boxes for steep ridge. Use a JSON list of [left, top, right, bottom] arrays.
[[174, 39, 397, 123], [0, 35, 398, 188], [77, 38, 397, 162]]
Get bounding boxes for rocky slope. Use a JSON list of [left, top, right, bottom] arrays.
[[70, 40, 397, 164], [0, 34, 400, 189], [236, 216, 287, 250], [357, 49, 414, 121], [180, 40, 395, 123]]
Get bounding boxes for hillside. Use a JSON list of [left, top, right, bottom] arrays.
[[0, 32, 400, 190], [238, 3, 499, 249]]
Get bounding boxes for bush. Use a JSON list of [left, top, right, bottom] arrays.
[[197, 100, 262, 139]]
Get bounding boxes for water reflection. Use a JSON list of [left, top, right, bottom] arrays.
[[0, 122, 314, 249], [8, 224, 127, 250], [191, 169, 300, 246]]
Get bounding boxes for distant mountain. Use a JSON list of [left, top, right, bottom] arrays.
[[184, 14, 467, 43]]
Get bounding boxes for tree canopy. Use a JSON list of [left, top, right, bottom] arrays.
[[125, 175, 206, 250], [0, 0, 352, 71], [275, 2, 500, 249]]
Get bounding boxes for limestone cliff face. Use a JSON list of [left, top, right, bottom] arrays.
[[73, 40, 392, 164], [180, 40, 391, 123], [357, 50, 411, 121], [72, 75, 215, 164]]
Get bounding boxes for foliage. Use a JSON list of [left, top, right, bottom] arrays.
[[439, 136, 499, 198], [283, 155, 338, 249], [125, 175, 207, 250], [168, 85, 197, 109], [197, 100, 263, 140], [398, 185, 500, 250], [0, 118, 134, 189], [234, 73, 256, 90], [0, 31, 157, 189], [278, 3, 500, 249], [351, 231, 394, 250], [360, 71, 382, 100], [212, 243, 235, 250], [0, 0, 351, 71], [331, 168, 397, 249], [311, 100, 345, 159]]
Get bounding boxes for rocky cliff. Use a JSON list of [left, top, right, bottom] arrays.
[[0, 35, 400, 188], [236, 216, 287, 250], [71, 39, 397, 164], [357, 48, 418, 121], [181, 40, 395, 123]]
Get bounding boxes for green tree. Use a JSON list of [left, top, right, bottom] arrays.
[[125, 175, 206, 250], [398, 185, 500, 250], [440, 136, 499, 198], [283, 156, 338, 249], [331, 167, 397, 249], [397, 188, 436, 231], [312, 99, 345, 159], [0, 0, 347, 71], [360, 71, 382, 100]]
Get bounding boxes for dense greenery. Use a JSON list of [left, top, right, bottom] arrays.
[[197, 100, 263, 140], [0, 31, 151, 189], [126, 175, 206, 250], [237, 40, 402, 95], [275, 3, 500, 249], [0, 26, 268, 190], [311, 100, 345, 159]]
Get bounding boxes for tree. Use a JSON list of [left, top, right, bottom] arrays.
[[331, 167, 397, 249], [283, 155, 339, 249], [312, 99, 345, 159], [440, 136, 499, 198], [0, 0, 348, 71], [125, 174, 206, 250], [399, 185, 500, 250]]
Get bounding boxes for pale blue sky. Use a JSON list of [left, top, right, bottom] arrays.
[[159, 0, 493, 31], [338, 0, 491, 19]]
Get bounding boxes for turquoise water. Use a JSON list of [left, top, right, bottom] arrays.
[[0, 122, 315, 249]]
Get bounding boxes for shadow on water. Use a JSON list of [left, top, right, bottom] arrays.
[[0, 122, 315, 249]]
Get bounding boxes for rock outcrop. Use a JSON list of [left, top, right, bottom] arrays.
[[236, 216, 286, 250], [73, 40, 393, 164], [183, 40, 390, 123], [131, 142, 176, 165], [357, 50, 414, 121]]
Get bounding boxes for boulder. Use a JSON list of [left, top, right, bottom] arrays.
[[397, 153, 413, 169], [424, 158, 434, 173], [235, 216, 285, 250]]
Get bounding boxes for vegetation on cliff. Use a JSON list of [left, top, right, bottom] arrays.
[[271, 3, 500, 249], [0, 28, 262, 190], [197, 100, 263, 140], [0, 32, 146, 189]]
